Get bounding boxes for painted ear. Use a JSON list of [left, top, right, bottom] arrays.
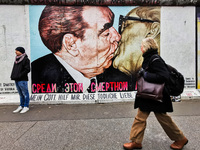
[[146, 22, 160, 38], [63, 34, 79, 57]]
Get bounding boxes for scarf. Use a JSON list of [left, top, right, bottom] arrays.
[[15, 53, 26, 64]]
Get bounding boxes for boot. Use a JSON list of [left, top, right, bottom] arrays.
[[170, 137, 188, 150], [123, 142, 142, 150]]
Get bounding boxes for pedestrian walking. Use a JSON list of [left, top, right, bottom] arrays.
[[11, 47, 30, 113], [123, 37, 188, 150]]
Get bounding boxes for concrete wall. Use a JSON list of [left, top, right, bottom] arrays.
[[0, 5, 199, 104], [0, 5, 30, 103], [161, 6, 196, 88]]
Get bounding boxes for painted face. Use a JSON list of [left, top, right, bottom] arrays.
[[113, 9, 151, 76], [75, 6, 121, 76]]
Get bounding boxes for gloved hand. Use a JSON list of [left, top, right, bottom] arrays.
[[138, 68, 145, 76]]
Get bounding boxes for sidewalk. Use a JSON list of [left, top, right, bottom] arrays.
[[0, 100, 200, 150]]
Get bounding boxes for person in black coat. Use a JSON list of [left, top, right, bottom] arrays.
[[123, 38, 188, 150], [11, 47, 30, 114]]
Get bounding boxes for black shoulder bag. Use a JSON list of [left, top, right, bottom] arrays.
[[136, 57, 165, 103]]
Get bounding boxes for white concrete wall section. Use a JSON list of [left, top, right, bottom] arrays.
[[0, 5, 30, 103], [0, 6, 199, 104], [161, 6, 196, 88]]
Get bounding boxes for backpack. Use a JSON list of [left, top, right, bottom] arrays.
[[150, 55, 185, 96]]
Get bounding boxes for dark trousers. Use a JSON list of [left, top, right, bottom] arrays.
[[15, 81, 30, 107]]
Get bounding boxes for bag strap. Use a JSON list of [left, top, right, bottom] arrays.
[[148, 54, 170, 76], [146, 54, 160, 70]]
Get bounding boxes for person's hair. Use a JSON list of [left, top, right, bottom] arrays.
[[39, 6, 89, 53], [142, 37, 158, 53]]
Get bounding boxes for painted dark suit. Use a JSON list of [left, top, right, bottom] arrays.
[[31, 53, 135, 93]]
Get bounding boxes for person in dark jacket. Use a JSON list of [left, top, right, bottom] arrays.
[[11, 47, 30, 114], [123, 38, 188, 150]]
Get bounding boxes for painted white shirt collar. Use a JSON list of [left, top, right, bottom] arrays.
[[54, 54, 96, 93]]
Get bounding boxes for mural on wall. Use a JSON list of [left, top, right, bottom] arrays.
[[197, 7, 200, 89], [113, 7, 160, 77], [30, 6, 160, 100]]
